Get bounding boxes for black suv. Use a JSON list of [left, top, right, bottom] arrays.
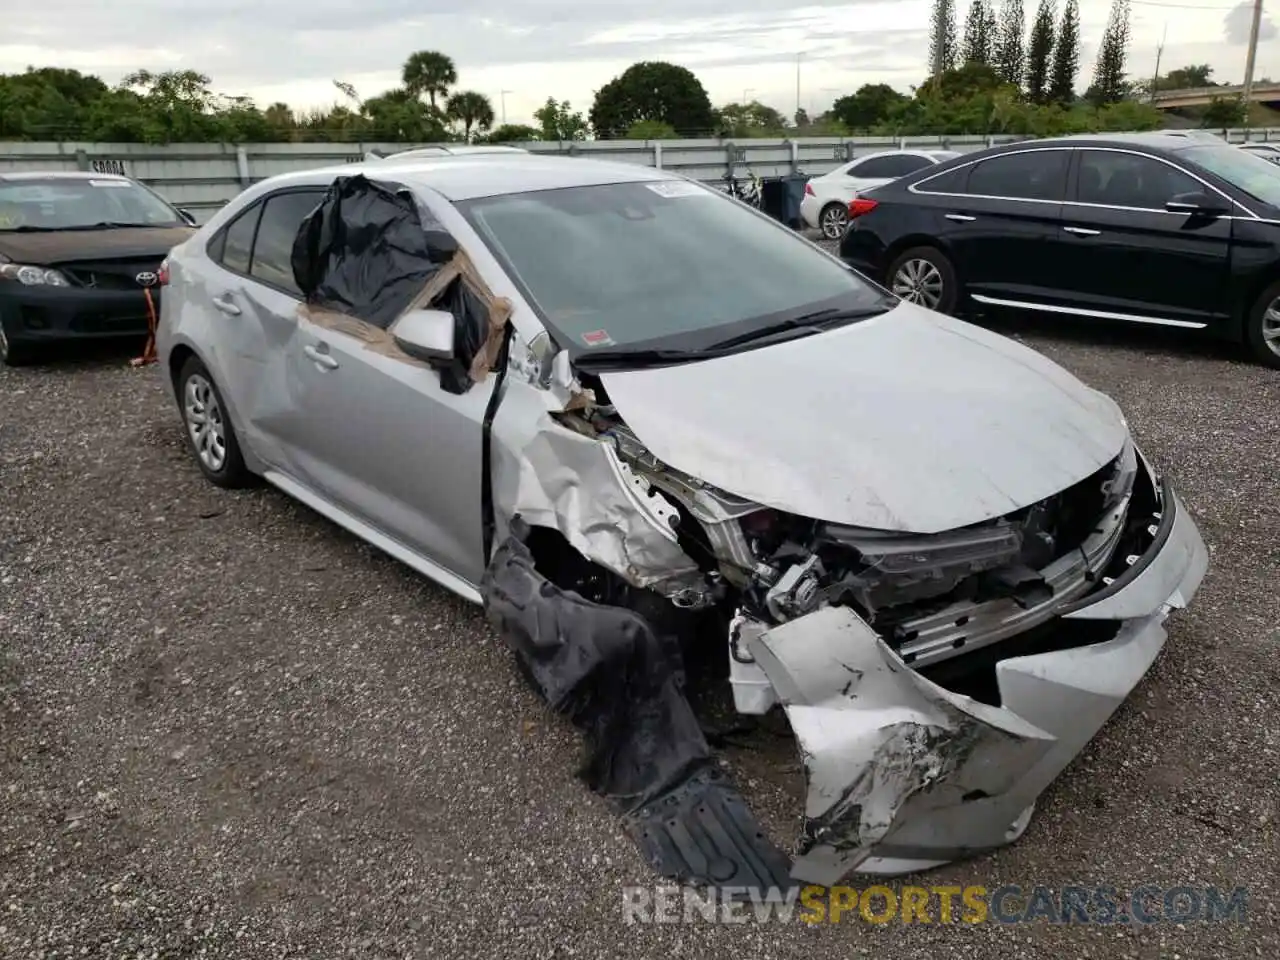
[[838, 133, 1280, 368]]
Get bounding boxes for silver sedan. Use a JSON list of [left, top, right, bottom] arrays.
[[156, 153, 1207, 891]]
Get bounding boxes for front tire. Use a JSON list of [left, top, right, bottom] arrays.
[[0, 323, 36, 367], [177, 356, 251, 488], [886, 246, 959, 315], [1244, 280, 1280, 369], [818, 202, 848, 240]]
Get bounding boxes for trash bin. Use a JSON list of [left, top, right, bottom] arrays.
[[780, 175, 808, 229]]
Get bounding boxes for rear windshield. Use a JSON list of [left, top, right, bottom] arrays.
[[0, 178, 184, 231], [1182, 144, 1280, 209], [458, 179, 887, 353]]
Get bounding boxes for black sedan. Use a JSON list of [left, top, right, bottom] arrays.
[[838, 133, 1280, 368], [0, 171, 196, 366]]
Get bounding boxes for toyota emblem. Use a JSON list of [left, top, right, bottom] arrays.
[[135, 271, 158, 287]]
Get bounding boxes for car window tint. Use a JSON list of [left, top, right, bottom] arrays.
[[853, 155, 931, 178], [967, 151, 1068, 201], [249, 190, 325, 295], [218, 204, 261, 274], [914, 165, 970, 194], [1077, 151, 1201, 209]]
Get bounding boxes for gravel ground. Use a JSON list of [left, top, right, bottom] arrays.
[[2, 299, 1278, 958]]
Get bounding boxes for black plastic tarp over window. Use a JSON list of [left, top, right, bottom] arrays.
[[292, 174, 458, 330], [290, 174, 500, 394]]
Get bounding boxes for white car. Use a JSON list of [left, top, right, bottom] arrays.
[[1238, 142, 1280, 165], [801, 150, 961, 239]]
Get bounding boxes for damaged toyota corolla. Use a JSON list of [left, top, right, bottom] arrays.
[[156, 154, 1208, 892]]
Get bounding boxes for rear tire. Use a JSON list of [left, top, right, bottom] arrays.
[[1244, 279, 1280, 369], [818, 202, 849, 240], [177, 355, 251, 488], [886, 246, 959, 315]]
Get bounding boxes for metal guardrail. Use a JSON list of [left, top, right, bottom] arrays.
[[2, 129, 1278, 223]]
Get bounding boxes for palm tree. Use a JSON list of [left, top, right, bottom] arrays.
[[446, 90, 495, 142], [401, 50, 457, 109]]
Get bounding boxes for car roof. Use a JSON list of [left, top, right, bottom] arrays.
[[0, 170, 132, 183], [259, 153, 676, 202], [991, 132, 1222, 154]]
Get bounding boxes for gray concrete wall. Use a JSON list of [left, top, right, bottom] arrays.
[[1, 130, 1274, 223]]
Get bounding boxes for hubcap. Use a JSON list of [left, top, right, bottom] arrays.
[[1262, 299, 1280, 358], [892, 258, 944, 309], [183, 373, 227, 472], [821, 206, 848, 239]]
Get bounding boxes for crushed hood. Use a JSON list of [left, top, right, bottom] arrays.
[[597, 302, 1128, 534], [0, 226, 194, 265]]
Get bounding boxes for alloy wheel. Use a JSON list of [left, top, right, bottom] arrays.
[[820, 205, 848, 240], [183, 373, 228, 472], [892, 258, 944, 309], [0, 324, 8, 362], [1262, 298, 1280, 359]]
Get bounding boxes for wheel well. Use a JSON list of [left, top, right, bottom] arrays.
[[167, 344, 196, 391], [884, 235, 949, 269], [1234, 271, 1280, 343]]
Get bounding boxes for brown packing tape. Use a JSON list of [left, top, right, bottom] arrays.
[[297, 248, 513, 382]]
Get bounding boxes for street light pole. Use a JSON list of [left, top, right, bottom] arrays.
[[795, 53, 803, 120], [1243, 0, 1265, 110], [500, 89, 513, 125]]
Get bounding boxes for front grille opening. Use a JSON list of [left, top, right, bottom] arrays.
[[918, 617, 1123, 706]]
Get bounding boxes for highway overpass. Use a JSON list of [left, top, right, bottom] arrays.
[[1152, 83, 1280, 109]]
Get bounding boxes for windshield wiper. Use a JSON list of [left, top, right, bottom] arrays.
[[703, 305, 889, 351], [571, 347, 710, 372], [2, 221, 164, 233]]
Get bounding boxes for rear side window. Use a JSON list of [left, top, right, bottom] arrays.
[[914, 165, 971, 194], [853, 154, 935, 179], [249, 191, 325, 295], [217, 204, 261, 274], [966, 150, 1068, 201]]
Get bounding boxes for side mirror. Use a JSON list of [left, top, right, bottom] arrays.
[[177, 208, 198, 226], [1165, 191, 1227, 216], [392, 308, 455, 365]]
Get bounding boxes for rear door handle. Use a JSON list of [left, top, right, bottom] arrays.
[[1063, 226, 1101, 236], [945, 213, 976, 221], [303, 344, 339, 370], [211, 294, 241, 316]]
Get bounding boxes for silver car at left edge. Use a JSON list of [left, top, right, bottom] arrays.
[[155, 152, 1208, 891]]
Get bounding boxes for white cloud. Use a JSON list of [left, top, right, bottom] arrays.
[[1, 0, 1277, 126]]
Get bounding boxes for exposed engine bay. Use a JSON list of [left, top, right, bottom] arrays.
[[551, 380, 1147, 690]]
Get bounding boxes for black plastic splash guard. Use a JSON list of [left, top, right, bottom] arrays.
[[481, 518, 792, 893]]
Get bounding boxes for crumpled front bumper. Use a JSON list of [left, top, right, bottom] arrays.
[[748, 479, 1208, 886]]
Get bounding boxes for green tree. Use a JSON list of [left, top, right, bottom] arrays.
[[717, 100, 789, 136], [1088, 0, 1131, 106], [445, 90, 495, 141], [1202, 95, 1246, 127], [363, 88, 447, 141], [1048, 0, 1080, 104], [589, 61, 716, 138], [483, 123, 541, 142], [929, 0, 960, 76], [1025, 0, 1056, 102], [993, 0, 1026, 88], [830, 83, 909, 129], [626, 119, 678, 139], [119, 69, 222, 142], [533, 98, 588, 140], [962, 0, 995, 65], [401, 50, 457, 109], [1156, 64, 1216, 91]]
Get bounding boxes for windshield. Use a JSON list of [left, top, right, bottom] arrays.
[[1182, 144, 1280, 208], [0, 178, 184, 231], [458, 179, 891, 356]]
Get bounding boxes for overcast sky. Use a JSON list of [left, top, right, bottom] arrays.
[[2, 0, 1276, 125]]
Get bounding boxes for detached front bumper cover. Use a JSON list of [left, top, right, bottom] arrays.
[[750, 479, 1208, 885]]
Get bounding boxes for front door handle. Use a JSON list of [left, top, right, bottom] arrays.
[[945, 213, 976, 221], [1063, 226, 1101, 236], [212, 294, 241, 316], [303, 344, 339, 370]]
